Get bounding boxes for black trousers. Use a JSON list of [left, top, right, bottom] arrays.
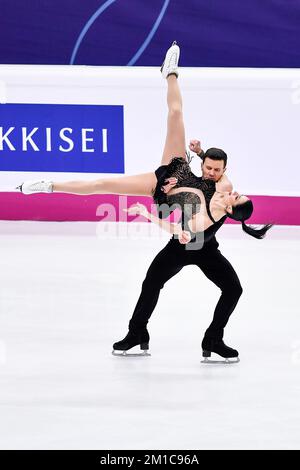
[[129, 237, 243, 340]]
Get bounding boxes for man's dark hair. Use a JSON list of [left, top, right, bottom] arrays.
[[201, 147, 227, 168]]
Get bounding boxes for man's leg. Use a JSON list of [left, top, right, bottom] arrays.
[[197, 248, 243, 341], [113, 241, 186, 352]]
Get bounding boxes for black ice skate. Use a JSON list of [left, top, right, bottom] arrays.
[[201, 338, 240, 364], [112, 329, 151, 357]]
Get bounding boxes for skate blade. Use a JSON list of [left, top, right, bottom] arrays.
[[112, 350, 151, 357], [201, 357, 240, 364]]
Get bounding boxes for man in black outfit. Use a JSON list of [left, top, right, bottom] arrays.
[[113, 142, 243, 361]]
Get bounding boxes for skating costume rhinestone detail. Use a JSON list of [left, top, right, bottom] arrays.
[[153, 157, 216, 223]]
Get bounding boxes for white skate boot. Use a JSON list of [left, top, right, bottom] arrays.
[[16, 180, 53, 194], [160, 41, 180, 78]]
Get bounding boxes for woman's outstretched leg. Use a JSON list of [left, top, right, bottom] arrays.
[[17, 172, 157, 197], [160, 43, 186, 166], [52, 172, 157, 196]]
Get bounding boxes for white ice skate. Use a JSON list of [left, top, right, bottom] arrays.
[[16, 180, 53, 195], [160, 41, 180, 78]]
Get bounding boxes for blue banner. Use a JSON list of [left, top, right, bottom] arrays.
[[0, 104, 124, 173]]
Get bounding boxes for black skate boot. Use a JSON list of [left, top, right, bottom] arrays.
[[112, 329, 150, 357], [201, 337, 240, 364]]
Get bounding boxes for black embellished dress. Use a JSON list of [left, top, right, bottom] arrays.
[[153, 157, 227, 243]]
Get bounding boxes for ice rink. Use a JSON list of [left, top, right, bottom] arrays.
[[0, 221, 299, 450]]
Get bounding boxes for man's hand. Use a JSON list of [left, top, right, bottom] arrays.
[[189, 140, 202, 155], [178, 230, 192, 244]]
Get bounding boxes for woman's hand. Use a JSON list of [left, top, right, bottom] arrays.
[[178, 230, 192, 244], [161, 177, 178, 193], [124, 202, 149, 218]]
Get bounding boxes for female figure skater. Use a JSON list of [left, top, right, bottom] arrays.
[[17, 42, 272, 362]]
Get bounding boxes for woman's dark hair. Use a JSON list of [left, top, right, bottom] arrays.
[[226, 200, 273, 239], [201, 147, 227, 168]]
